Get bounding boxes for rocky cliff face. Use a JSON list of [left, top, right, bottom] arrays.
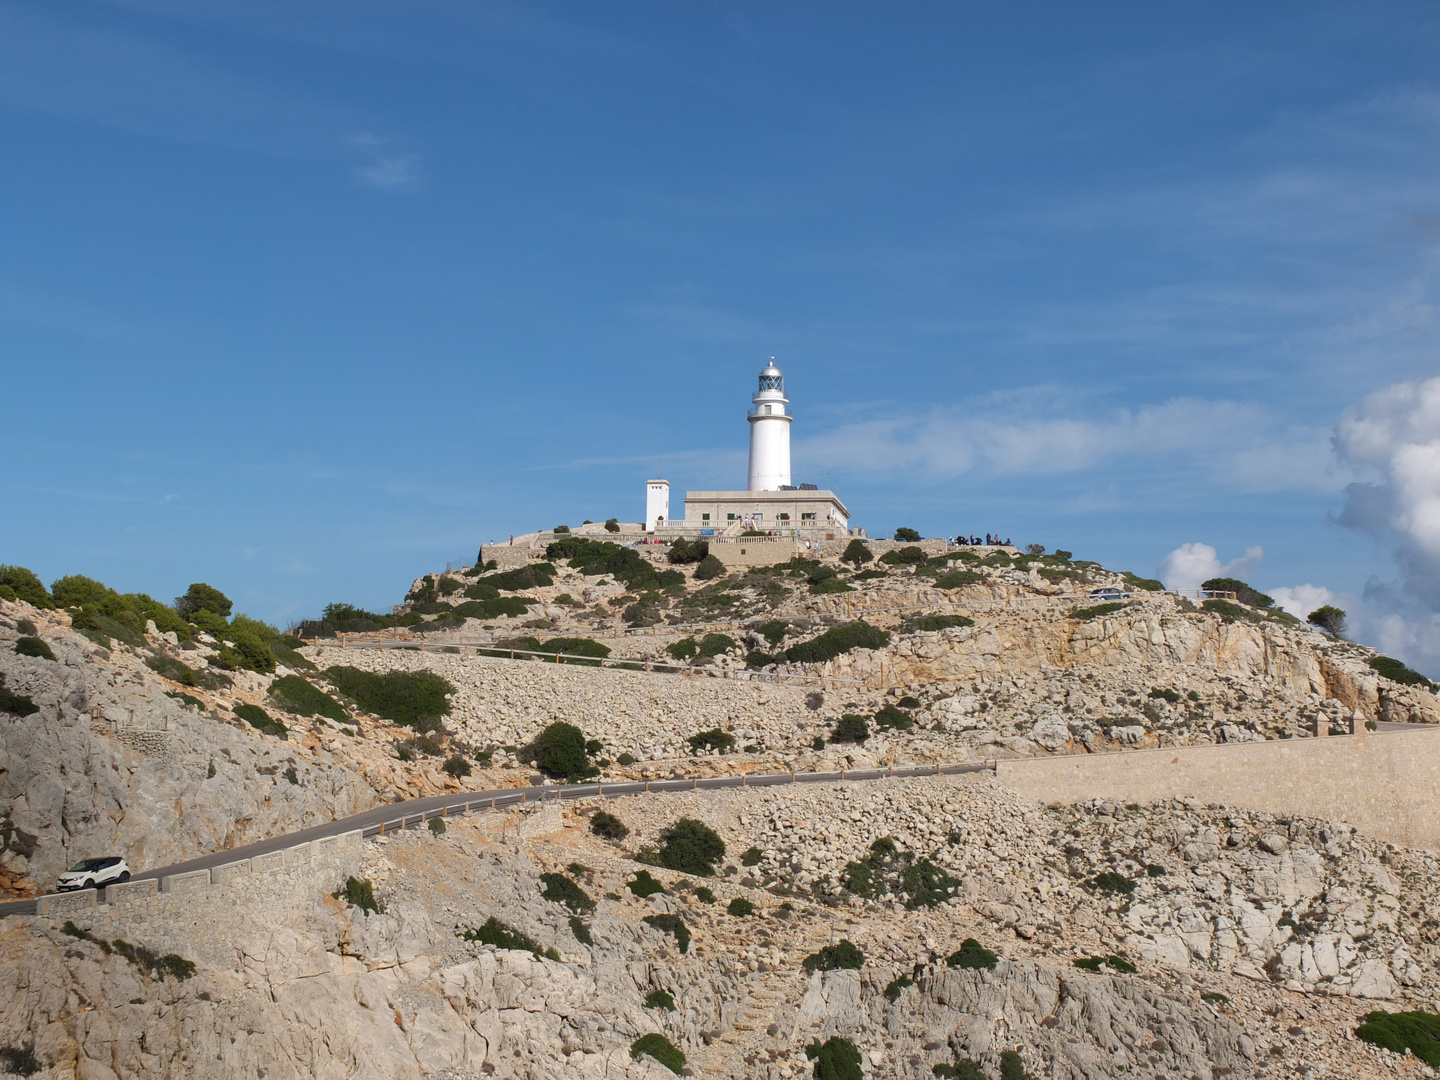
[[0, 603, 380, 895], [2, 772, 1428, 1079]]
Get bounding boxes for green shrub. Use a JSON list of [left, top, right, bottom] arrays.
[[212, 615, 277, 674], [947, 938, 999, 970], [616, 751, 637, 766], [234, 703, 287, 739], [687, 728, 736, 754], [534, 637, 611, 663], [806, 1036, 863, 1080], [879, 545, 927, 566], [643, 988, 676, 1011], [0, 566, 52, 608], [884, 974, 913, 1002], [630, 1033, 685, 1074], [727, 897, 755, 917], [269, 675, 349, 722], [893, 527, 921, 542], [932, 1060, 986, 1080], [934, 567, 985, 590], [0, 674, 38, 717], [784, 622, 889, 664], [1072, 954, 1136, 973], [13, 636, 54, 660], [1201, 577, 1273, 608], [569, 916, 593, 945], [656, 817, 726, 876], [476, 564, 556, 592], [668, 538, 710, 564], [899, 858, 960, 908], [741, 846, 763, 866], [811, 578, 854, 594], [463, 581, 500, 600], [831, 715, 869, 743], [627, 870, 666, 897], [693, 886, 715, 903], [1072, 602, 1124, 621], [336, 876, 383, 914], [874, 704, 913, 731], [546, 536, 666, 591], [459, 917, 557, 959], [540, 872, 595, 913], [591, 811, 629, 840], [1146, 863, 1167, 877], [51, 574, 110, 608], [999, 1051, 1035, 1080], [898, 695, 921, 708], [428, 815, 447, 835], [694, 553, 726, 580], [176, 582, 233, 617], [802, 939, 864, 972], [697, 632, 736, 657], [604, 518, 620, 532], [745, 650, 778, 669], [325, 666, 454, 729], [110, 938, 197, 982], [911, 616, 976, 639], [442, 755, 472, 778], [0, 1045, 41, 1076], [1370, 655, 1435, 689], [1087, 871, 1135, 894], [840, 859, 879, 898], [839, 539, 873, 566], [529, 721, 595, 781], [666, 637, 699, 660], [642, 913, 691, 953], [1201, 598, 1262, 624], [1354, 1011, 1440, 1065]]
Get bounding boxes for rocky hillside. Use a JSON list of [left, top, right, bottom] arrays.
[[1, 771, 1430, 1079]]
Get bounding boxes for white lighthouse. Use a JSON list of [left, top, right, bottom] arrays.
[[746, 359, 792, 491]]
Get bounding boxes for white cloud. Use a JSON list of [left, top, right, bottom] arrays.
[[794, 393, 1334, 493], [1156, 542, 1264, 594], [353, 154, 421, 191], [1269, 584, 1338, 621]]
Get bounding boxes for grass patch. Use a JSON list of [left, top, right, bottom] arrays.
[[1370, 655, 1435, 690], [110, 938, 197, 981], [1202, 598, 1264, 624], [1072, 602, 1124, 621]]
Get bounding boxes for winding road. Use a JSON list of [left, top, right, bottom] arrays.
[[3, 761, 991, 918]]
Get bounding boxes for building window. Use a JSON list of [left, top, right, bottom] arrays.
[[753, 513, 763, 520], [779, 513, 790, 520], [801, 513, 817, 520], [727, 513, 737, 520], [702, 513, 710, 521]]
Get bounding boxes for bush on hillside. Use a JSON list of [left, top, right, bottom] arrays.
[[899, 857, 960, 907], [934, 570, 984, 590], [630, 1033, 686, 1075], [0, 674, 39, 717], [643, 989, 676, 1011], [1122, 571, 1164, 592], [806, 1036, 863, 1080], [267, 675, 351, 722], [442, 755, 471, 778], [1201, 577, 1273, 608], [546, 536, 665, 592], [873, 704, 913, 731], [324, 666, 454, 730], [687, 728, 736, 754], [213, 615, 277, 674], [1201, 599, 1262, 624], [540, 872, 595, 913], [726, 897, 755, 917], [463, 581, 500, 600], [893, 527, 921, 542], [879, 545, 927, 565], [641, 913, 691, 954], [1072, 602, 1124, 622], [1370, 655, 1435, 690], [783, 622, 889, 664], [802, 939, 864, 972], [627, 870, 666, 897], [655, 817, 725, 876], [452, 596, 532, 619], [477, 564, 556, 592], [908, 613, 974, 632], [666, 637, 698, 661], [693, 553, 726, 580], [755, 619, 788, 645], [234, 703, 287, 739], [459, 917, 557, 960], [946, 938, 999, 970], [0, 566, 52, 608], [14, 636, 55, 661], [591, 810, 628, 841], [668, 538, 709, 564], [831, 715, 869, 743], [1355, 1010, 1440, 1066], [528, 721, 596, 780], [604, 518, 620, 532], [176, 582, 233, 617], [839, 539, 873, 566]]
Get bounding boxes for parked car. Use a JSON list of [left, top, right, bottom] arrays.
[[56, 856, 130, 892], [1086, 587, 1132, 603]]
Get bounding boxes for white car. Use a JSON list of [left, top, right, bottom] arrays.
[[1086, 587, 1132, 603], [56, 856, 131, 892]]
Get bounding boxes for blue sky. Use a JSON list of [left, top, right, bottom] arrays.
[[6, 2, 1440, 667]]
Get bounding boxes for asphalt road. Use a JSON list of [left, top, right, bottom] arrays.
[[3, 761, 989, 917]]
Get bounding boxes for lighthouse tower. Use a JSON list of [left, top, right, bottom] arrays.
[[747, 359, 792, 491]]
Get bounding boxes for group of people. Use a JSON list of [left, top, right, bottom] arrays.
[[954, 533, 1010, 547]]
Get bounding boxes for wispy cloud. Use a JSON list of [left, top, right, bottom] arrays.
[[353, 154, 421, 190]]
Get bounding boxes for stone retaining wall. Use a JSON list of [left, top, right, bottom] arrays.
[[997, 725, 1440, 850]]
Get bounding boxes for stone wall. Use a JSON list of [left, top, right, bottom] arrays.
[[996, 726, 1440, 851]]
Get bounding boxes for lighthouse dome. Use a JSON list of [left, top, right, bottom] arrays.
[[757, 361, 784, 393]]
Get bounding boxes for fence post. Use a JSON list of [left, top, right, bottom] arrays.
[[491, 796, 496, 810]]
